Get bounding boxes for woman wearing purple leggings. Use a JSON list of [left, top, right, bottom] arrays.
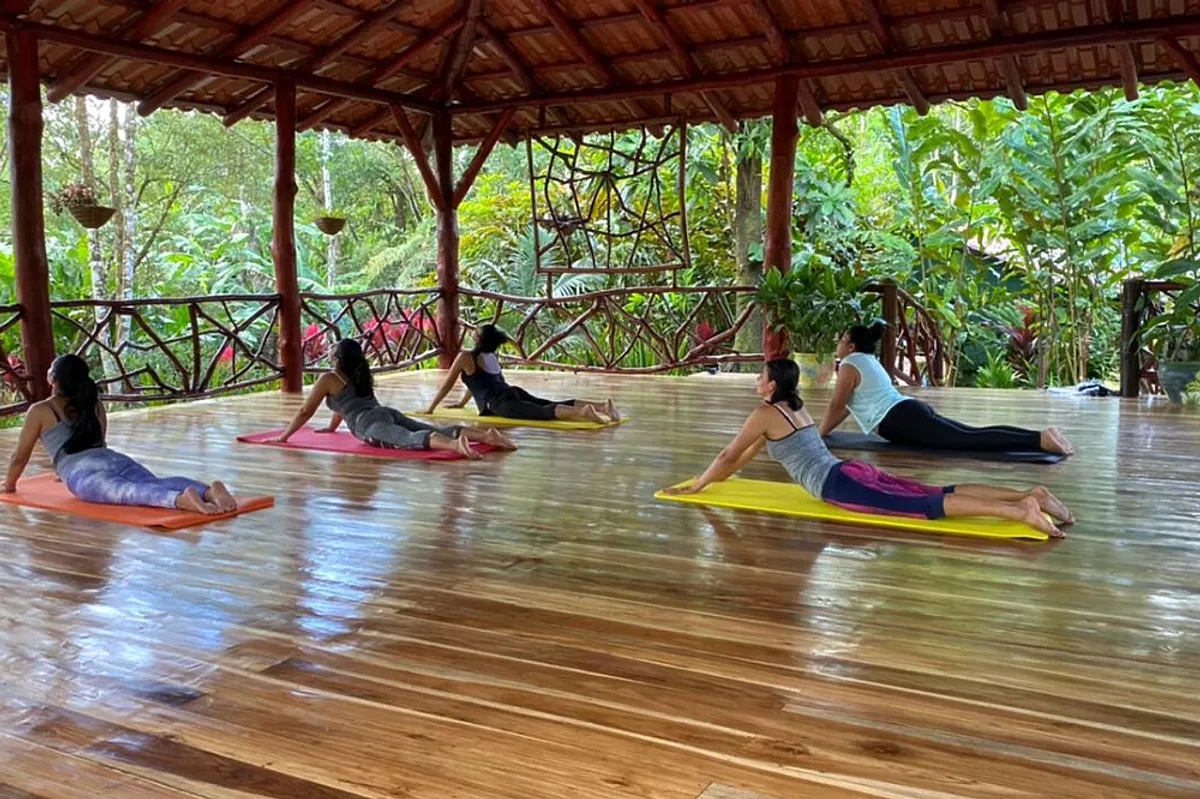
[[3, 355, 237, 515], [664, 359, 1074, 538]]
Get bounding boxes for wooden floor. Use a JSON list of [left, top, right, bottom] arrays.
[[2, 371, 1199, 799]]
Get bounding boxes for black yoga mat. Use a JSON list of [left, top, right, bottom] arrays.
[[824, 431, 1065, 464]]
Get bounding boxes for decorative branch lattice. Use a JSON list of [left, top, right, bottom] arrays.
[[1127, 280, 1198, 395], [528, 124, 690, 283], [0, 304, 32, 417], [866, 282, 950, 386], [300, 289, 443, 373], [51, 294, 284, 402], [458, 286, 758, 373]]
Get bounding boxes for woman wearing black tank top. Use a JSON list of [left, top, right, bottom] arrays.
[[427, 325, 620, 423]]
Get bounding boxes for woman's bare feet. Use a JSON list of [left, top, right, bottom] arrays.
[[482, 428, 517, 450], [177, 487, 222, 515], [1040, 427, 1075, 456], [581, 405, 606, 424], [1019, 496, 1064, 538], [1031, 485, 1074, 524], [207, 481, 238, 513], [455, 434, 482, 460], [604, 399, 621, 422]]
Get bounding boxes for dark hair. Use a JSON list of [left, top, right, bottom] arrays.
[[472, 324, 512, 356], [765, 358, 804, 411], [51, 354, 104, 454], [845, 320, 888, 356], [334, 338, 374, 398]]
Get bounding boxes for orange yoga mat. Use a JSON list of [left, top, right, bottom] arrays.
[[0, 473, 275, 531]]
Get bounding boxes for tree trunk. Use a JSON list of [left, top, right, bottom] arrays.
[[75, 96, 118, 379], [120, 104, 137, 344], [732, 134, 764, 369], [320, 129, 340, 288], [108, 100, 126, 276]]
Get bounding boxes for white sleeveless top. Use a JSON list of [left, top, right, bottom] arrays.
[[841, 352, 906, 434]]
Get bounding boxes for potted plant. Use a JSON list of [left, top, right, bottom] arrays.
[[1141, 259, 1200, 404], [50, 183, 115, 229], [313, 215, 346, 235], [756, 259, 867, 388]]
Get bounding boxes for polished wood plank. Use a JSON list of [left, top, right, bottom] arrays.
[[1, 372, 1199, 798]]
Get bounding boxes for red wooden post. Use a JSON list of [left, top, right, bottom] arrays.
[[272, 79, 303, 393], [433, 110, 460, 368], [762, 74, 800, 361], [7, 27, 54, 401], [880, 280, 899, 382]]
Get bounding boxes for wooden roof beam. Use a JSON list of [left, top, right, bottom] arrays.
[[136, 0, 318, 116], [4, 16, 438, 113], [47, 0, 189, 103], [743, 0, 822, 126], [1116, 44, 1139, 101], [454, 108, 516, 204], [1160, 37, 1200, 85], [857, 0, 928, 115], [295, 13, 463, 131], [631, 0, 736, 132], [980, 0, 1028, 110], [390, 105, 445, 211], [223, 0, 417, 126], [477, 18, 571, 127], [441, 0, 483, 102], [455, 15, 1200, 114]]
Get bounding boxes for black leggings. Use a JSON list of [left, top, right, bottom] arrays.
[[484, 386, 575, 421], [877, 399, 1042, 452]]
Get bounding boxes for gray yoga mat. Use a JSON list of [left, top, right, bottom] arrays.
[[824, 430, 1065, 464]]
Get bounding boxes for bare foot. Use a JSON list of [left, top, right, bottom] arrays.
[[581, 405, 606, 424], [1040, 427, 1074, 456], [1031, 485, 1074, 524], [605, 399, 621, 422], [1019, 496, 1063, 538], [483, 429, 517, 450], [177, 487, 222, 515], [455, 435, 482, 460], [207, 481, 238, 513]]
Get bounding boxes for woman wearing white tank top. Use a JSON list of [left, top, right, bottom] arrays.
[[817, 322, 1074, 456]]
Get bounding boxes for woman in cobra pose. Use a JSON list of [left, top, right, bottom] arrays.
[[272, 338, 515, 459], [426, 324, 619, 423], [818, 322, 1074, 455], [665, 359, 1073, 538], [3, 354, 238, 514]]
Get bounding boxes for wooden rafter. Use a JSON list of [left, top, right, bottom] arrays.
[[296, 13, 464, 131], [477, 18, 570, 128], [223, 0, 415, 127], [1160, 37, 1200, 85], [857, 0, 928, 114], [137, 0, 318, 116], [453, 108, 516, 205], [456, 15, 1200, 115], [1104, 0, 1139, 100], [4, 16, 438, 113], [390, 105, 445, 211], [980, 0, 1028, 109], [743, 0, 822, 126], [441, 0, 484, 102], [47, 0, 190, 103], [631, 0, 737, 132]]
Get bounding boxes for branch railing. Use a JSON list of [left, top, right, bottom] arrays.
[[457, 286, 760, 373], [300, 288, 442, 374], [0, 304, 33, 417], [1120, 278, 1195, 397], [866, 281, 950, 386]]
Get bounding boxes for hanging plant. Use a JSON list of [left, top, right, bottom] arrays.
[[313, 215, 346, 236], [50, 183, 116, 229]]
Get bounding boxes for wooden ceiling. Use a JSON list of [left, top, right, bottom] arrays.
[[2, 0, 1199, 143]]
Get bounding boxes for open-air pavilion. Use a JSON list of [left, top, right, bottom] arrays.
[[2, 1, 1200, 797]]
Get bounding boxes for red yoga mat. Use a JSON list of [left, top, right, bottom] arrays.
[[0, 473, 275, 531], [236, 428, 495, 459]]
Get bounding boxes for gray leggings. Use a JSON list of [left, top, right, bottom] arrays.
[[354, 407, 461, 451], [59, 448, 208, 509]]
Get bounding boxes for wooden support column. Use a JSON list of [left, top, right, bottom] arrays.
[[1119, 278, 1145, 398], [880, 280, 899, 382], [7, 27, 54, 401], [272, 80, 303, 393], [432, 110, 459, 368], [763, 74, 800, 361]]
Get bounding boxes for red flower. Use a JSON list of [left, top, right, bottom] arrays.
[[218, 344, 234, 364], [302, 323, 327, 361], [695, 320, 716, 343], [2, 354, 26, 389]]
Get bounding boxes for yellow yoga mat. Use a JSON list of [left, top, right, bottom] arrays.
[[408, 408, 622, 431], [655, 478, 1050, 542]]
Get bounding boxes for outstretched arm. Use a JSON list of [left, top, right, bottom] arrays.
[[316, 413, 343, 433], [4, 405, 49, 492], [664, 412, 767, 495], [448, 388, 472, 409], [818, 364, 859, 437], [426, 352, 470, 413], [272, 375, 335, 443]]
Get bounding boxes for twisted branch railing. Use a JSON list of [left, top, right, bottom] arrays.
[[1120, 278, 1197, 397], [300, 288, 442, 374], [866, 281, 951, 387], [0, 304, 32, 416]]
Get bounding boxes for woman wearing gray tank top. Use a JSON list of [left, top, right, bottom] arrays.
[[664, 360, 1073, 538]]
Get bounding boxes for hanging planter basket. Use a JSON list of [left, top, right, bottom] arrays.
[[69, 204, 117, 229], [314, 216, 346, 235]]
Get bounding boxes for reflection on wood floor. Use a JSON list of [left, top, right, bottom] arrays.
[[1, 370, 1198, 798]]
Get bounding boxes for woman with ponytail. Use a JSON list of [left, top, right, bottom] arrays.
[[817, 321, 1074, 456], [664, 359, 1072, 537], [272, 338, 515, 458], [3, 354, 237, 514]]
